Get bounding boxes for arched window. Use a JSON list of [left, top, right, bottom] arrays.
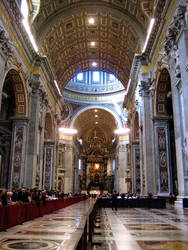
[[92, 71, 100, 82]]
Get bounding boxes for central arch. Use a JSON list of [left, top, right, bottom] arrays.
[[70, 105, 123, 129]]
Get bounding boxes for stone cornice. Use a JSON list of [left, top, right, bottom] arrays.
[[123, 55, 142, 109], [144, 0, 171, 59]]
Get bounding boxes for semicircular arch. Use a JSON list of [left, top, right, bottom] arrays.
[[154, 68, 171, 117], [70, 105, 123, 129], [1, 68, 28, 118]]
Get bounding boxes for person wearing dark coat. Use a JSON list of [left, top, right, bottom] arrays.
[[111, 191, 118, 211], [18, 188, 29, 202], [12, 188, 18, 202]]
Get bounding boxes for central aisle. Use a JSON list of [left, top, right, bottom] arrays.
[[91, 207, 188, 250], [0, 199, 95, 250]]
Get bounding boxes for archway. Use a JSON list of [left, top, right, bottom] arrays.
[[155, 68, 178, 195], [0, 69, 27, 188], [72, 108, 117, 193]]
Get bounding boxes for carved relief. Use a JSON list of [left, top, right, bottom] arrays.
[[157, 128, 169, 193], [164, 4, 187, 54], [0, 26, 13, 57], [44, 147, 53, 190], [134, 148, 140, 193], [0, 25, 14, 68], [39, 89, 49, 112], [12, 126, 24, 188]]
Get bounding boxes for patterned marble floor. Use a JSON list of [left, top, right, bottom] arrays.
[[91, 206, 188, 250], [1, 201, 188, 250], [0, 199, 95, 250]]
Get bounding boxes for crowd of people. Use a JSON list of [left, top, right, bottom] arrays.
[[97, 192, 142, 199], [0, 188, 84, 207]]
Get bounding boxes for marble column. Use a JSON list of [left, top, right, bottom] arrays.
[[38, 92, 49, 189], [9, 118, 28, 189], [117, 142, 129, 194], [63, 143, 74, 193], [132, 143, 140, 193], [107, 158, 114, 192], [72, 154, 80, 193], [25, 74, 41, 188], [43, 142, 54, 190], [138, 102, 145, 195], [140, 77, 155, 195]]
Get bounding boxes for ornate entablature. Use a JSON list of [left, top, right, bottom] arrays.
[[143, 0, 169, 59]]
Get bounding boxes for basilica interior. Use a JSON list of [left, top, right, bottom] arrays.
[[0, 0, 188, 249]]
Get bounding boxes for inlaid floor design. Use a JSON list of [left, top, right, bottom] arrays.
[[91, 207, 188, 250], [0, 199, 94, 250]]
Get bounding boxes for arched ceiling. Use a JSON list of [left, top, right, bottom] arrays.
[[73, 108, 117, 148], [31, 0, 151, 91]]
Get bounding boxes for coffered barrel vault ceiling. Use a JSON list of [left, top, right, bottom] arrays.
[[31, 0, 151, 91]]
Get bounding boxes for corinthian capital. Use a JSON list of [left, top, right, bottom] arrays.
[[139, 80, 152, 96], [29, 74, 41, 95]]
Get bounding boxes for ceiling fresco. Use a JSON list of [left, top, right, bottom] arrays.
[[31, 0, 152, 91]]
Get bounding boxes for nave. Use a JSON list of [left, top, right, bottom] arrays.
[[0, 199, 188, 250]]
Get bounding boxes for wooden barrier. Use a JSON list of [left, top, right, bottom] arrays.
[[0, 196, 85, 231]]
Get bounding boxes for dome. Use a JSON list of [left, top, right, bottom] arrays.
[[63, 71, 126, 104]]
